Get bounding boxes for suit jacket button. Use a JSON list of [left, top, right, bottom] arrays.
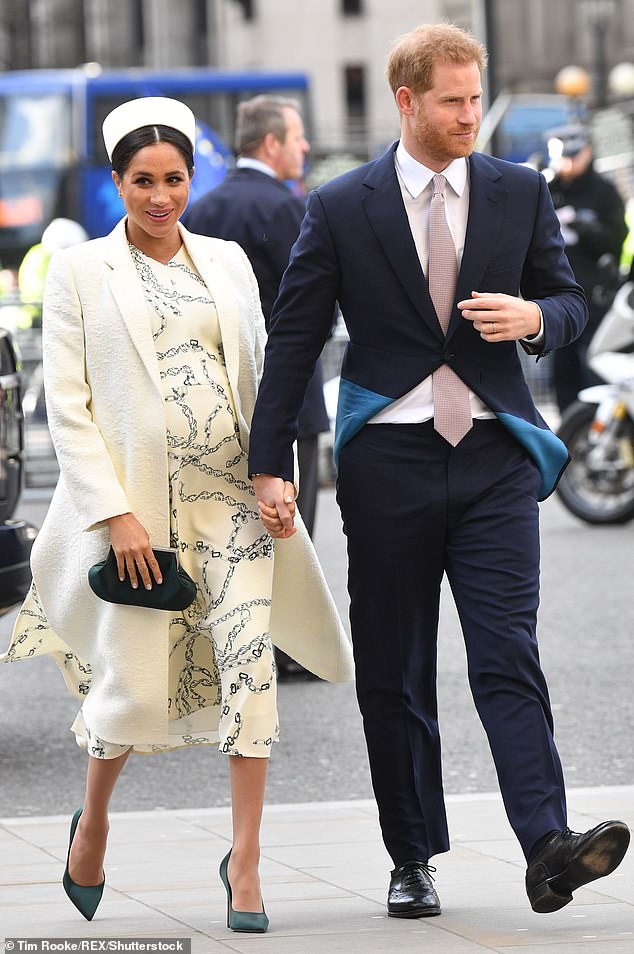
[[442, 351, 454, 361]]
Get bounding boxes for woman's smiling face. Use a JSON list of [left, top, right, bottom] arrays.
[[113, 141, 191, 254]]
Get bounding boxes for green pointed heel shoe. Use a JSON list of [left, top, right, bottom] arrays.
[[219, 850, 269, 933], [62, 808, 105, 921]]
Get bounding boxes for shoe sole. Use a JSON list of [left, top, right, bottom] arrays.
[[530, 822, 630, 913], [387, 905, 442, 918]]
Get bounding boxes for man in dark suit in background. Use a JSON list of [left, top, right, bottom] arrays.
[[185, 95, 330, 677], [248, 23, 629, 916]]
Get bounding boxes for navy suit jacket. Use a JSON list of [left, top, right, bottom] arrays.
[[248, 144, 588, 499], [184, 167, 329, 436]]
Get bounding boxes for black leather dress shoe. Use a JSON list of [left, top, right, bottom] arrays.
[[387, 861, 441, 918], [526, 820, 630, 913]]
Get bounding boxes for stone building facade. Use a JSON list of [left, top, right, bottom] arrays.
[[1, 0, 633, 157]]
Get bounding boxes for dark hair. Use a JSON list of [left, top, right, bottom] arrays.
[[111, 125, 194, 177]]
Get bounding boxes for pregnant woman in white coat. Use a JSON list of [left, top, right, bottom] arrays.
[[2, 98, 353, 929]]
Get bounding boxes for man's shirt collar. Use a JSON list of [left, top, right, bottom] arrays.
[[395, 141, 468, 199], [237, 157, 278, 179]]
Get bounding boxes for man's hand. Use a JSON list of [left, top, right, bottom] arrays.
[[252, 474, 297, 538], [458, 291, 541, 341]]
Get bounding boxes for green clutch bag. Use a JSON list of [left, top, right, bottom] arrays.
[[88, 546, 196, 610]]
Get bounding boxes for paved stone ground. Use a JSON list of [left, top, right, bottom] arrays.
[[1, 787, 632, 951]]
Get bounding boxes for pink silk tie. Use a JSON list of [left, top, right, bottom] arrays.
[[428, 174, 472, 446]]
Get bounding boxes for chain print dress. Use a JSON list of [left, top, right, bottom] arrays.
[[71, 243, 279, 758]]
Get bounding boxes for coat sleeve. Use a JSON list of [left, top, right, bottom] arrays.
[[248, 190, 340, 481], [520, 171, 588, 355], [245, 247, 267, 379], [42, 250, 132, 531]]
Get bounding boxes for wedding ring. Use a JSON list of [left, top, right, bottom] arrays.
[[492, 322, 496, 334]]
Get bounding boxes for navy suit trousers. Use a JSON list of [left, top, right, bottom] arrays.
[[336, 420, 567, 865]]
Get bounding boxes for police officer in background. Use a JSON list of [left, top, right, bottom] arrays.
[[546, 125, 627, 414]]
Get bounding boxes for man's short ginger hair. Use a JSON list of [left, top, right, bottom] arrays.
[[386, 22, 487, 96]]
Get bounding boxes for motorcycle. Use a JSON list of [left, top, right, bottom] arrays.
[[555, 279, 634, 524]]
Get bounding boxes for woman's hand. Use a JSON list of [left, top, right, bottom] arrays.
[[251, 476, 297, 539], [107, 512, 163, 590]]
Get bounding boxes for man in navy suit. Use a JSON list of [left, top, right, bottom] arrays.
[[184, 95, 329, 539], [248, 24, 630, 913]]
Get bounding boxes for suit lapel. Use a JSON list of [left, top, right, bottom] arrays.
[[448, 153, 505, 339], [362, 148, 443, 341]]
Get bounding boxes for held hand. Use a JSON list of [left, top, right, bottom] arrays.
[[106, 512, 163, 590], [458, 291, 541, 342], [252, 475, 297, 539]]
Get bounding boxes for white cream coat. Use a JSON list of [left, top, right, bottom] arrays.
[[6, 219, 353, 746]]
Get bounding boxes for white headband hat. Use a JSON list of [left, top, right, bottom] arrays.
[[102, 96, 196, 161]]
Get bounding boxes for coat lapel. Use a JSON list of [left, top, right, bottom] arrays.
[[103, 218, 163, 393], [102, 220, 243, 400], [362, 146, 443, 341]]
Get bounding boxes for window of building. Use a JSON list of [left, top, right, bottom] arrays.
[[345, 65, 366, 119], [192, 0, 209, 65], [342, 0, 363, 14], [344, 64, 367, 149], [132, 0, 145, 57], [231, 0, 256, 20]]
